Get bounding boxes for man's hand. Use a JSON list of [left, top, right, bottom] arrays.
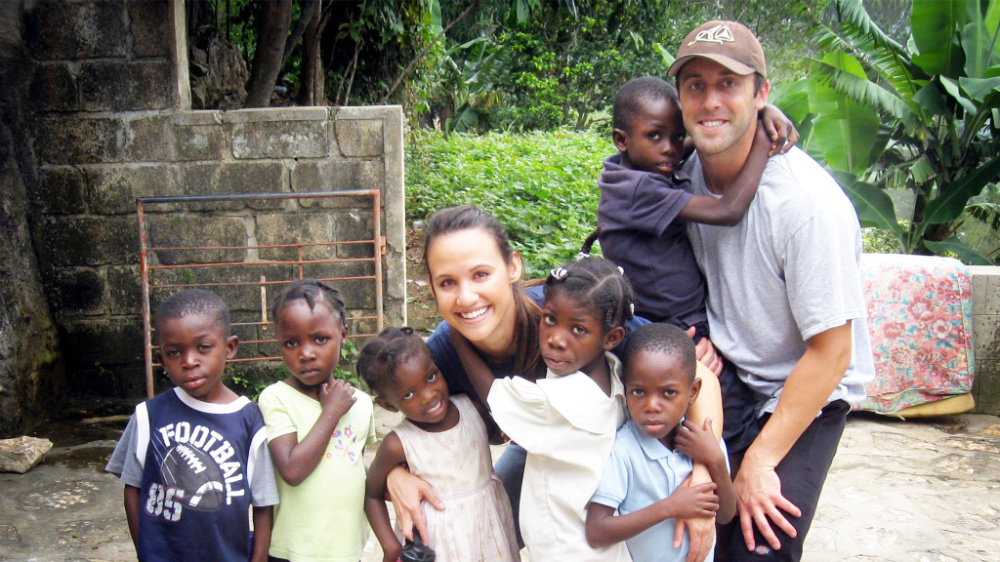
[[687, 327, 722, 376], [733, 456, 801, 552]]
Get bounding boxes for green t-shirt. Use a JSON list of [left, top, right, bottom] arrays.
[[258, 381, 377, 562]]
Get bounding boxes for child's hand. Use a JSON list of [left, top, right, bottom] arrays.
[[661, 481, 719, 520], [674, 418, 724, 468], [320, 378, 357, 419], [382, 544, 401, 562], [759, 104, 799, 156]]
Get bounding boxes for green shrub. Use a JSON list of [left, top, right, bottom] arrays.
[[406, 128, 612, 278], [862, 227, 902, 255]]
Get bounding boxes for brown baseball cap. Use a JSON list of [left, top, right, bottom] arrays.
[[666, 20, 766, 79]]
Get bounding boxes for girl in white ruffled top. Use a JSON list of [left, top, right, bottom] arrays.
[[360, 327, 519, 562]]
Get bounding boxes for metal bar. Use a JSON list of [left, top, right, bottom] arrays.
[[148, 256, 376, 270], [148, 333, 378, 367], [137, 189, 377, 204], [147, 239, 372, 252], [297, 236, 304, 280], [137, 201, 155, 399], [149, 275, 377, 291], [138, 189, 384, 385], [260, 275, 268, 327], [373, 190, 384, 332], [229, 315, 378, 328]]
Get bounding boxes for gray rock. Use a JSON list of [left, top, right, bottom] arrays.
[[0, 437, 53, 473], [189, 34, 249, 110]]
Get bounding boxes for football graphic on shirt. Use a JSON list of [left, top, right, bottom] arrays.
[[160, 444, 225, 511]]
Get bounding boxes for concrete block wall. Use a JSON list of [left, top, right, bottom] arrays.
[[33, 105, 406, 397], [24, 0, 173, 114], [21, 1, 406, 399], [970, 266, 1000, 415]]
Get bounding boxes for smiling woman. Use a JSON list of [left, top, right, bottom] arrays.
[[386, 205, 726, 559]]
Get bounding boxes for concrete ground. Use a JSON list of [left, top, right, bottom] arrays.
[[1, 408, 998, 561]]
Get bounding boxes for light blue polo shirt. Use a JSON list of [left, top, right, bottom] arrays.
[[591, 420, 727, 562]]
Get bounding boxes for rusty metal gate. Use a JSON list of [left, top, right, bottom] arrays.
[[136, 190, 385, 399]]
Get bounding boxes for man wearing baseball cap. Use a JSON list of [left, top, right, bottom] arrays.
[[667, 21, 874, 561]]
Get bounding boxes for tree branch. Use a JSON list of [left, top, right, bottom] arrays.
[[379, 0, 480, 104], [281, 0, 321, 68]]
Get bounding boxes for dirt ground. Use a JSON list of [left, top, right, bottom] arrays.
[[4, 411, 1000, 561], [404, 226, 442, 335]]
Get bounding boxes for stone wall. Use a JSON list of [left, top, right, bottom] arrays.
[[13, 0, 406, 407], [971, 266, 1000, 415]]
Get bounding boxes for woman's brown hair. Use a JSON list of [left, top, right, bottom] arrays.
[[422, 205, 542, 376]]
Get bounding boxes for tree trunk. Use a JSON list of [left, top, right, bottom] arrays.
[[244, 0, 293, 108], [297, 2, 324, 106], [282, 0, 320, 68]]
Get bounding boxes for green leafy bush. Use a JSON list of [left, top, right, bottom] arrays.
[[406, 128, 612, 278], [862, 227, 903, 255]]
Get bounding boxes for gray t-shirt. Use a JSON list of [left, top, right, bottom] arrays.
[[683, 147, 874, 415]]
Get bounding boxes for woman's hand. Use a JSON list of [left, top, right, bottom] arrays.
[[674, 510, 717, 562], [385, 465, 445, 542], [671, 474, 718, 562]]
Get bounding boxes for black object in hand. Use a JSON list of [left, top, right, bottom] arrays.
[[399, 530, 435, 562]]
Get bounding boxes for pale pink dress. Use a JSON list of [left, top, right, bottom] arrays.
[[393, 394, 519, 562]]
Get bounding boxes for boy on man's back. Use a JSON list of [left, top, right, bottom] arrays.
[[597, 76, 795, 337], [106, 289, 278, 561]]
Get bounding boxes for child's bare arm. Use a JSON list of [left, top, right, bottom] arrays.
[[268, 380, 357, 486], [585, 483, 720, 548], [123, 485, 140, 548], [675, 418, 736, 524], [365, 432, 409, 562], [250, 505, 273, 562], [449, 330, 496, 404], [470, 397, 506, 445], [676, 120, 770, 226], [759, 103, 799, 156]]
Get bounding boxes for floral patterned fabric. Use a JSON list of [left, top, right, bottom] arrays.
[[857, 254, 975, 414]]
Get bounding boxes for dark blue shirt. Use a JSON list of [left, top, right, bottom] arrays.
[[597, 153, 707, 328]]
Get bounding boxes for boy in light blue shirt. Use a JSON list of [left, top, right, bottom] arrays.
[[586, 323, 735, 561]]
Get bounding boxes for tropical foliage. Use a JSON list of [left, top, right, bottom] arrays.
[[773, 0, 1000, 264], [195, 0, 812, 130]]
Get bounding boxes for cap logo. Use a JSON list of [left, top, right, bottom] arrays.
[[689, 24, 734, 46]]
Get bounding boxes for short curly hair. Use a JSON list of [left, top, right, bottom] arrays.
[[612, 76, 680, 131], [623, 323, 696, 382], [154, 289, 231, 340]]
